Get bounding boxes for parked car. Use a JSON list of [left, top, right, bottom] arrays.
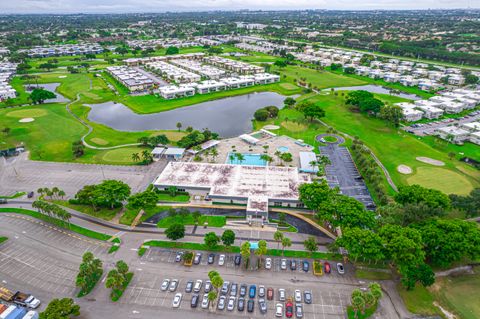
[[175, 251, 183, 262], [258, 285, 265, 298], [172, 293, 182, 308], [265, 258, 272, 269], [237, 297, 245, 311], [201, 294, 209, 309], [230, 283, 238, 296], [337, 263, 345, 275], [324, 261, 331, 274], [247, 299, 254, 313], [227, 296, 236, 311], [267, 287, 274, 300], [208, 253, 215, 264], [185, 280, 193, 293], [193, 279, 203, 293], [218, 254, 226, 266], [221, 281, 230, 295], [27, 191, 34, 199], [275, 303, 284, 317], [191, 294, 199, 308], [240, 284, 247, 297], [249, 285, 256, 299], [258, 298, 267, 314], [0, 198, 7, 204], [204, 281, 212, 293], [193, 253, 202, 265], [286, 300, 294, 318], [169, 279, 179, 292], [234, 255, 242, 266], [161, 279, 170, 291], [217, 296, 226, 310], [290, 260, 297, 270], [281, 259, 287, 270], [302, 260, 309, 272], [279, 288, 286, 301], [304, 291, 312, 304], [295, 303, 303, 318], [294, 290, 301, 303]]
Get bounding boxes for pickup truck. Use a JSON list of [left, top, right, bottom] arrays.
[[13, 292, 41, 309]]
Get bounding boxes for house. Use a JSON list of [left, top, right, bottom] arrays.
[[461, 122, 480, 132], [441, 101, 465, 114], [414, 103, 444, 119], [196, 80, 226, 94], [159, 85, 195, 99], [254, 73, 280, 85], [383, 72, 400, 83], [470, 131, 480, 145], [399, 76, 419, 87], [435, 126, 470, 144], [395, 103, 423, 121]]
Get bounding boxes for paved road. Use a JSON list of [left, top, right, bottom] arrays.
[[0, 215, 405, 319], [317, 134, 376, 210], [0, 152, 166, 197]]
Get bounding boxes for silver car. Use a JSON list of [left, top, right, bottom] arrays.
[[201, 293, 209, 309], [281, 259, 287, 270], [227, 296, 236, 311], [161, 279, 170, 291], [258, 285, 266, 298], [217, 295, 227, 310], [169, 279, 179, 292], [279, 288, 286, 301], [172, 293, 182, 308]]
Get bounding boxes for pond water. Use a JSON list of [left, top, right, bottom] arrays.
[[328, 84, 422, 100], [86, 92, 287, 137], [24, 83, 70, 103]]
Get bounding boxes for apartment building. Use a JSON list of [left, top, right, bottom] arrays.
[[106, 66, 154, 92]]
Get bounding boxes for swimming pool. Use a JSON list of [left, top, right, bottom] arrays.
[[277, 146, 289, 153], [227, 153, 267, 166]]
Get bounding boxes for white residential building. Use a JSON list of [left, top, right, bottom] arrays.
[[470, 131, 480, 145], [159, 85, 195, 99], [395, 102, 423, 122], [461, 122, 480, 132], [435, 126, 470, 144]]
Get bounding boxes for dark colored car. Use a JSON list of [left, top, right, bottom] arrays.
[[191, 294, 199, 308], [208, 253, 215, 264], [0, 198, 7, 204], [267, 288, 274, 300], [175, 252, 183, 262], [258, 299, 267, 314], [247, 299, 254, 313], [304, 291, 312, 304], [286, 300, 294, 318], [239, 284, 247, 297], [290, 260, 297, 270], [185, 280, 193, 293], [27, 191, 34, 198], [249, 285, 256, 299], [234, 255, 242, 266], [302, 260, 309, 272], [237, 297, 245, 311], [324, 261, 331, 274]]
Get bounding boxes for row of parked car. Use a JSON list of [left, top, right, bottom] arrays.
[[164, 278, 312, 317]]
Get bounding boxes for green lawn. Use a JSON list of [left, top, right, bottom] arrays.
[[157, 214, 226, 228], [0, 237, 8, 244], [0, 192, 26, 199], [157, 193, 190, 202], [51, 200, 121, 221], [398, 284, 443, 317], [355, 269, 392, 280], [119, 205, 172, 226]]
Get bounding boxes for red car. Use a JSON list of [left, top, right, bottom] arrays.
[[324, 261, 331, 274], [267, 287, 274, 300], [285, 300, 294, 318]]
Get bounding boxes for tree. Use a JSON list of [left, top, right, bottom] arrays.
[[39, 298, 80, 319], [274, 60, 287, 68], [297, 101, 325, 121], [39, 63, 56, 71], [127, 190, 159, 211], [115, 47, 128, 56], [176, 122, 182, 131], [240, 241, 251, 268], [379, 224, 425, 270], [359, 98, 384, 114], [221, 230, 235, 247], [165, 223, 185, 242], [401, 263, 435, 290], [166, 46, 179, 55], [299, 180, 338, 213], [284, 97, 296, 108], [30, 88, 56, 104], [105, 269, 124, 291], [379, 104, 403, 127], [273, 230, 284, 249], [449, 188, 480, 217], [378, 202, 445, 227], [281, 237, 292, 255], [254, 108, 269, 121], [131, 153, 140, 162], [76, 252, 103, 296], [351, 292, 366, 319], [204, 232, 220, 249], [303, 236, 318, 256], [465, 73, 479, 84], [208, 291, 218, 309], [255, 240, 268, 267], [335, 227, 384, 262], [394, 184, 451, 210], [93, 180, 131, 209]]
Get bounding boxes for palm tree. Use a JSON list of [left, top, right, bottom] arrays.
[[255, 240, 268, 268], [273, 231, 284, 249], [207, 291, 217, 310], [281, 237, 292, 256], [176, 122, 182, 131], [351, 292, 365, 319], [132, 153, 140, 162], [141, 149, 152, 163], [210, 148, 218, 162], [274, 150, 282, 165], [229, 154, 235, 163], [260, 154, 272, 166], [235, 153, 245, 164]]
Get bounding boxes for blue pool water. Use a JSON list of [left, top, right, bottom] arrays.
[[227, 153, 267, 166], [277, 146, 289, 153]]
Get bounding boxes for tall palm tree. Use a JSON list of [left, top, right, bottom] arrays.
[[281, 237, 292, 256], [131, 153, 140, 162]]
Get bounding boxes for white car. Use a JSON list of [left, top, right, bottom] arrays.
[[219, 254, 226, 266], [294, 289, 302, 303], [337, 263, 345, 275], [161, 279, 170, 291], [201, 293, 209, 309], [169, 279, 179, 292], [275, 303, 284, 317], [217, 295, 227, 310], [278, 288, 286, 301], [172, 293, 182, 308], [193, 279, 203, 293], [265, 258, 272, 269], [280, 259, 287, 270], [227, 296, 236, 311], [258, 285, 266, 298]]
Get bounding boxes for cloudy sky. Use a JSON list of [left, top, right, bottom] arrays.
[[0, 0, 478, 13]]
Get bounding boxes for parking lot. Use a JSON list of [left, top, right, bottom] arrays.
[[319, 141, 375, 210], [404, 110, 480, 136]]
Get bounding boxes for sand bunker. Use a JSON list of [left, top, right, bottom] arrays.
[[416, 157, 445, 166], [19, 118, 35, 123], [397, 165, 413, 174], [263, 125, 280, 130]]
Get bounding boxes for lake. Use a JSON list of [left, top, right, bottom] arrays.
[[328, 84, 422, 100], [24, 83, 70, 103], [87, 92, 288, 137]]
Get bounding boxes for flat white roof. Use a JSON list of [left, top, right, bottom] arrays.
[[153, 162, 311, 201], [299, 152, 318, 172], [163, 147, 186, 156]]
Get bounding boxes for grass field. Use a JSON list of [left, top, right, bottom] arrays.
[[407, 166, 474, 195], [52, 200, 121, 221], [157, 193, 190, 202], [6, 108, 48, 118], [119, 205, 172, 226], [398, 283, 443, 317], [157, 214, 226, 228], [355, 269, 392, 280]]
